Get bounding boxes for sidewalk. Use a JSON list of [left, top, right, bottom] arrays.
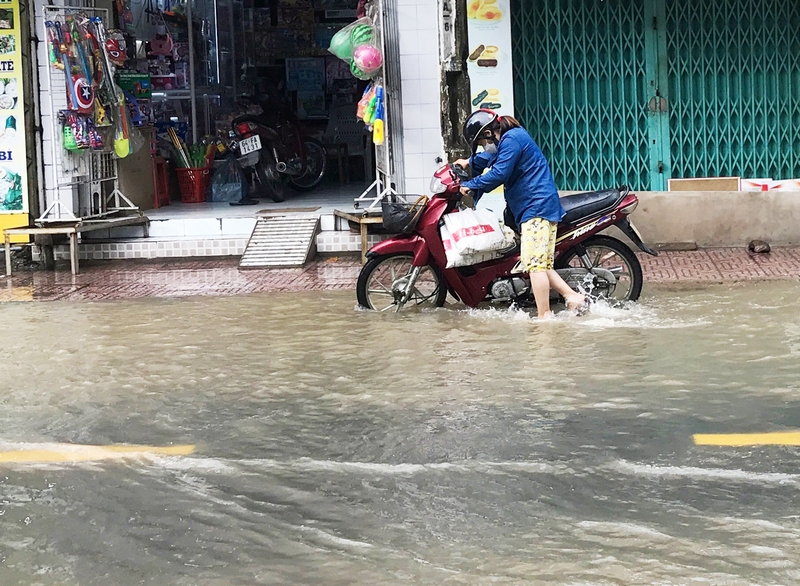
[[1, 247, 799, 303]]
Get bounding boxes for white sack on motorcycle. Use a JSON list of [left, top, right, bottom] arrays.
[[444, 208, 508, 254], [440, 223, 505, 269]]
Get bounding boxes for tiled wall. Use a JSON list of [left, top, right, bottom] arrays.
[[316, 232, 392, 254], [397, 0, 445, 196], [44, 233, 387, 260], [46, 238, 249, 261]]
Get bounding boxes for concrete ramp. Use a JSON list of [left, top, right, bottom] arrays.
[[239, 215, 320, 269]]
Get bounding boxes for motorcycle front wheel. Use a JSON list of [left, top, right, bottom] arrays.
[[356, 253, 448, 311], [254, 158, 288, 203], [288, 138, 328, 192], [555, 235, 644, 302]]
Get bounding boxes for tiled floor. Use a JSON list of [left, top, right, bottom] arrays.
[[1, 247, 799, 303]]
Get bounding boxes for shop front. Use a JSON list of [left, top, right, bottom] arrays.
[[507, 0, 800, 193], [20, 0, 413, 264]]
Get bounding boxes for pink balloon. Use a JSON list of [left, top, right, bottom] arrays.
[[352, 44, 383, 74]]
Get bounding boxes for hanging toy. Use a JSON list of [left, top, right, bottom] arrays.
[[94, 98, 112, 127], [44, 21, 65, 70], [62, 112, 88, 150], [352, 44, 383, 76], [350, 59, 372, 81], [372, 87, 385, 145], [87, 118, 104, 150], [74, 114, 90, 149], [54, 21, 82, 112], [68, 16, 93, 83], [362, 86, 380, 128], [63, 123, 79, 152], [78, 17, 103, 86], [150, 24, 174, 56], [328, 17, 374, 61], [356, 83, 374, 120], [105, 30, 128, 67], [124, 90, 143, 126], [71, 74, 95, 114], [349, 22, 374, 47], [92, 17, 131, 157]]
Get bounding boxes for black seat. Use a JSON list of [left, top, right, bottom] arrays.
[[560, 188, 626, 224]]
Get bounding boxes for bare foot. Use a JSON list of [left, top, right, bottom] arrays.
[[565, 293, 586, 310], [537, 310, 555, 321]]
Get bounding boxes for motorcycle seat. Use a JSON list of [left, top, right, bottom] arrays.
[[560, 188, 626, 224]]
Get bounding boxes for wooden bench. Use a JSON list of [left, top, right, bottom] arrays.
[[4, 214, 149, 276], [333, 209, 384, 264]]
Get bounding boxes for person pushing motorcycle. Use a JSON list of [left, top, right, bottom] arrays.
[[454, 109, 586, 319]]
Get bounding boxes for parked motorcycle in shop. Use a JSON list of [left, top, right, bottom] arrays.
[[356, 164, 658, 312], [230, 87, 327, 203]]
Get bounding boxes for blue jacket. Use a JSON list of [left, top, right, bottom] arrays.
[[463, 127, 564, 225]]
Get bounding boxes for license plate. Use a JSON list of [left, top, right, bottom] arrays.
[[239, 135, 262, 155]]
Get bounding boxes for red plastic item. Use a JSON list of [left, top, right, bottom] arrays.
[[175, 167, 211, 203], [152, 156, 170, 207]]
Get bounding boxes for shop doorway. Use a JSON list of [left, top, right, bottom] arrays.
[[125, 0, 374, 207], [511, 0, 800, 191]]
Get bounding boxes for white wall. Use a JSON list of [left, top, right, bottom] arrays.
[[34, 0, 76, 218], [396, 0, 445, 195]]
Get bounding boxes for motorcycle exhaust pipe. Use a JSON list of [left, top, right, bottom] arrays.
[[276, 162, 288, 173]]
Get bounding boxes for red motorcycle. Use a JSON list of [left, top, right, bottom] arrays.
[[356, 164, 658, 312]]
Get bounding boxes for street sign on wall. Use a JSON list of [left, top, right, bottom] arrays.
[[465, 0, 514, 117]]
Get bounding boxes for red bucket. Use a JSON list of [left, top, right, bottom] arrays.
[[175, 167, 211, 203]]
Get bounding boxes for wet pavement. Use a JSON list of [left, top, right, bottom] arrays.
[[1, 246, 800, 302], [3, 281, 800, 584]]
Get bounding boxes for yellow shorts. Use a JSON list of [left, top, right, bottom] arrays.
[[520, 217, 557, 273]]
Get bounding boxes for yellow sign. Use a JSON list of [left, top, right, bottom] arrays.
[[0, 0, 29, 241]]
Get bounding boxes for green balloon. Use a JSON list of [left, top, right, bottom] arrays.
[[350, 59, 372, 81], [349, 24, 374, 47], [329, 28, 354, 60]]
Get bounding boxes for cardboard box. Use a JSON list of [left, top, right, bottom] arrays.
[[116, 72, 152, 100]]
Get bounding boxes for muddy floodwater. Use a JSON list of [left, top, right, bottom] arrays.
[[2, 281, 800, 585]]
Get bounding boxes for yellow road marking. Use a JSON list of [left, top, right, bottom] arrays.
[[0, 444, 195, 463], [694, 432, 800, 447]]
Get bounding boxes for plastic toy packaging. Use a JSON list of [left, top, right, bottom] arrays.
[[357, 83, 382, 128], [328, 17, 383, 80], [356, 83, 375, 120]]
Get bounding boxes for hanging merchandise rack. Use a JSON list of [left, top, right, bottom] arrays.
[[353, 1, 396, 210], [39, 5, 139, 223]]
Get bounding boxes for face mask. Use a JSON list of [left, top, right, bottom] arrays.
[[483, 141, 498, 155]]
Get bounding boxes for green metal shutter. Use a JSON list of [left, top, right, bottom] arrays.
[[511, 0, 652, 191], [665, 0, 800, 181]]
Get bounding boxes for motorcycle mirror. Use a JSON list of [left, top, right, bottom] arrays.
[[450, 163, 471, 181]]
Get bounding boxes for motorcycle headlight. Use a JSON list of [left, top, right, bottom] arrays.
[[430, 175, 447, 194]]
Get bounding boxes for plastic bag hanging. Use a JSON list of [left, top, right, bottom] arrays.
[[328, 17, 374, 60]]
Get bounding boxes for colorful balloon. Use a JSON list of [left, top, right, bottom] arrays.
[[353, 44, 383, 75]]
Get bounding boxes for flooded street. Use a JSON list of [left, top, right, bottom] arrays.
[[2, 280, 800, 585]]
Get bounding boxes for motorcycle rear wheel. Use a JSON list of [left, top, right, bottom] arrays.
[[555, 235, 643, 302], [254, 158, 287, 203], [356, 253, 448, 311], [288, 138, 327, 192]]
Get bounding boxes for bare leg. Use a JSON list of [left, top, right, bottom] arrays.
[[530, 271, 553, 319], [546, 269, 585, 309]]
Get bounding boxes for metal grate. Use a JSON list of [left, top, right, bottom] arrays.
[[511, 0, 652, 191], [512, 0, 800, 191], [239, 215, 320, 269], [665, 0, 800, 181]]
